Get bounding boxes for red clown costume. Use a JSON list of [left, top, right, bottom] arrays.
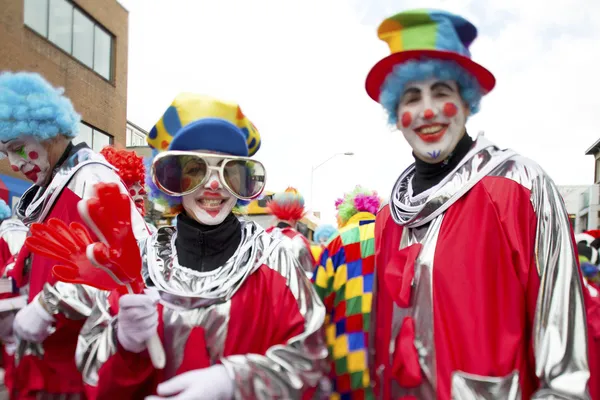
[[74, 93, 328, 399], [0, 71, 149, 399], [100, 146, 147, 217], [266, 187, 316, 277], [365, 9, 598, 400]]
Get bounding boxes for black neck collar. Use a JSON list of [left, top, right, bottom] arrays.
[[175, 212, 242, 272], [411, 133, 474, 196]]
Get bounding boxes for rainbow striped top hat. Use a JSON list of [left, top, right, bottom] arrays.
[[365, 9, 496, 102], [147, 93, 261, 157]]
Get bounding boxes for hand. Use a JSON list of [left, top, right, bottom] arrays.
[[145, 365, 234, 400], [13, 296, 54, 343], [117, 289, 159, 353]]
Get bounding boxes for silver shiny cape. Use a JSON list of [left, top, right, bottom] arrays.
[[377, 134, 590, 399], [77, 220, 328, 399], [267, 227, 316, 279]]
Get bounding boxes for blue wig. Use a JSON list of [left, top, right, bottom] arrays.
[[0, 200, 11, 220], [314, 224, 337, 244], [0, 72, 80, 142], [379, 59, 483, 126]]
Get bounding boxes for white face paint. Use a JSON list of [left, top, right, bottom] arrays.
[[0, 136, 51, 185], [396, 79, 467, 163], [181, 156, 236, 226], [129, 182, 147, 216]]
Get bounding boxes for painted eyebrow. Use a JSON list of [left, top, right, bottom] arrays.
[[400, 87, 421, 101], [431, 82, 455, 92]]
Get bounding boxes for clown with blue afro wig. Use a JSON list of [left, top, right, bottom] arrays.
[[313, 224, 337, 245], [0, 71, 81, 186]]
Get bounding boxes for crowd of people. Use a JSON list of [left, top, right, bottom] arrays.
[[0, 7, 597, 400]]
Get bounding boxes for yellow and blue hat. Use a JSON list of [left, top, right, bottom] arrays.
[[147, 93, 261, 157], [365, 9, 495, 102]]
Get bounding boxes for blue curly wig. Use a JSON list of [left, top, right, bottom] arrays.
[[379, 59, 483, 126], [145, 149, 249, 215], [0, 200, 11, 220], [0, 72, 80, 142], [314, 224, 337, 244]]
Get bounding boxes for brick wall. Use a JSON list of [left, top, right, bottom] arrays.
[[0, 0, 128, 179]]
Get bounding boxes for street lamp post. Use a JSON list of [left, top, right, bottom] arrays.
[[310, 152, 354, 210]]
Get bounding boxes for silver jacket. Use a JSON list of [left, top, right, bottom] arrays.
[[14, 145, 149, 358], [377, 134, 590, 399], [77, 220, 328, 399]]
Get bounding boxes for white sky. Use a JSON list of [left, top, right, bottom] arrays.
[[118, 0, 600, 225]]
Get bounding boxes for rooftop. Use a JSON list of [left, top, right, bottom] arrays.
[[585, 138, 600, 155]]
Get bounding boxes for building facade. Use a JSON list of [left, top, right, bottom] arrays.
[[0, 0, 128, 209], [558, 185, 598, 233]]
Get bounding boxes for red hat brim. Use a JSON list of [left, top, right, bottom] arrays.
[[365, 49, 496, 102]]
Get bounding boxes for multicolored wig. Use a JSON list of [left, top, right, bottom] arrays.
[[267, 187, 305, 222], [0, 71, 80, 142], [314, 224, 337, 244], [0, 200, 11, 220], [379, 58, 483, 126], [335, 186, 381, 226], [100, 146, 145, 188]]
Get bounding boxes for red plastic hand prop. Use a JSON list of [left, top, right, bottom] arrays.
[[25, 218, 122, 291]]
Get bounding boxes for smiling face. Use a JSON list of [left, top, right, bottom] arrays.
[[181, 155, 237, 225], [396, 79, 468, 163], [129, 182, 147, 216], [0, 136, 51, 185]]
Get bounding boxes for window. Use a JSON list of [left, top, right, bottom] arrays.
[[595, 158, 600, 184], [126, 126, 147, 147], [24, 0, 114, 80], [72, 122, 113, 152]]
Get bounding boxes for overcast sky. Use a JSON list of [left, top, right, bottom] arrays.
[[118, 0, 600, 224]]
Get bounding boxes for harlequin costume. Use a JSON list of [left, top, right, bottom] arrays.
[[76, 93, 328, 399], [0, 71, 149, 399], [266, 187, 316, 277], [312, 186, 382, 399], [366, 9, 598, 399], [100, 146, 147, 216]]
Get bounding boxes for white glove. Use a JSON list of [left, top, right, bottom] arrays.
[[145, 365, 234, 400], [117, 288, 159, 353], [13, 295, 55, 343]]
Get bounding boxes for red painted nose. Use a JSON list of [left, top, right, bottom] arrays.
[[423, 109, 435, 119], [209, 180, 219, 190]]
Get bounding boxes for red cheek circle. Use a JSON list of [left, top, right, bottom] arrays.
[[400, 112, 412, 128], [129, 188, 136, 196], [28, 151, 39, 160], [443, 103, 458, 118], [10, 165, 18, 171], [181, 177, 192, 191]]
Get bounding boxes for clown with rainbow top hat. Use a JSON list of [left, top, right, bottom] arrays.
[[365, 9, 598, 399], [75, 93, 328, 399], [266, 187, 317, 278]]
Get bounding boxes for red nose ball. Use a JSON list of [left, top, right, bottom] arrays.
[[209, 180, 219, 190], [423, 109, 435, 119]]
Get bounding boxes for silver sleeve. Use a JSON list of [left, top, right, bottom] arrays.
[[220, 244, 328, 399], [75, 290, 117, 387], [530, 174, 590, 399], [41, 281, 99, 320]]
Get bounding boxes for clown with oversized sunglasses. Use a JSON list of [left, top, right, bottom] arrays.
[[77, 93, 327, 399]]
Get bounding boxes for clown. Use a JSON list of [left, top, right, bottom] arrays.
[[0, 71, 149, 399], [312, 186, 381, 399], [76, 93, 327, 399], [311, 223, 337, 264], [100, 146, 147, 216], [366, 9, 596, 399], [266, 187, 316, 277]]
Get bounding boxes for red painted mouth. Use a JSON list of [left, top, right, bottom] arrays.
[[415, 124, 448, 143], [23, 165, 41, 182], [195, 193, 228, 217]]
